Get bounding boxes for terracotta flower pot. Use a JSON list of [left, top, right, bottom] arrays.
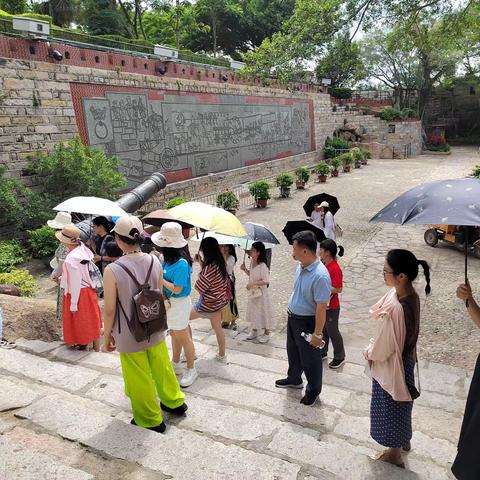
[[318, 175, 328, 183], [343, 166, 351, 173], [296, 181, 306, 189], [361, 159, 368, 165], [256, 199, 268, 208], [331, 170, 339, 177], [355, 161, 361, 168]]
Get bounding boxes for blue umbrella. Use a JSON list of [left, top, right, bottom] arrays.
[[371, 177, 480, 284]]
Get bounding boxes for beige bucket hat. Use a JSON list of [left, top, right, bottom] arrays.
[[151, 222, 188, 249]]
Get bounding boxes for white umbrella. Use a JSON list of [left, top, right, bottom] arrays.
[[53, 196, 128, 217]]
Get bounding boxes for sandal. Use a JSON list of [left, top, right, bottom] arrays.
[[375, 451, 405, 469]]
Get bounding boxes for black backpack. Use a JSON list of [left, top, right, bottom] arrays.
[[116, 256, 167, 342]]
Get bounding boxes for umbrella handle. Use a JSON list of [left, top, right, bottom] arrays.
[[465, 228, 469, 308]]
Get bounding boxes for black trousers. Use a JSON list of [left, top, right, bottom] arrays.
[[320, 308, 345, 360], [286, 311, 323, 399]]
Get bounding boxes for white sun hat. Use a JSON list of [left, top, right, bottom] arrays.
[[151, 222, 188, 249], [47, 211, 72, 230]]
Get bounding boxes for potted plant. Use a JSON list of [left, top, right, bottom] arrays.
[[351, 147, 364, 168], [315, 162, 330, 183], [360, 148, 371, 165], [165, 196, 186, 209], [249, 180, 271, 208], [216, 191, 239, 215], [276, 172, 294, 198], [330, 157, 342, 177], [340, 152, 354, 173], [294, 166, 310, 189]]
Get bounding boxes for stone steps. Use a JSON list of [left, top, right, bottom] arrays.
[[0, 328, 463, 479]]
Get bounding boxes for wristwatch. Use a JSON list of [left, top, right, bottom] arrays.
[[312, 332, 323, 340]]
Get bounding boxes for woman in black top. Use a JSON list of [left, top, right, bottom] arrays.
[[92, 216, 121, 274]]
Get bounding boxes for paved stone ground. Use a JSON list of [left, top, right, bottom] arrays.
[[2, 147, 478, 479]]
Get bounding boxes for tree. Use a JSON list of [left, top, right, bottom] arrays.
[[0, 0, 27, 14], [81, 0, 131, 36], [33, 0, 78, 28], [315, 33, 365, 87]]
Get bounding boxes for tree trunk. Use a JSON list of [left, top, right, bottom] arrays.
[[211, 12, 217, 57], [175, 0, 180, 50], [137, 0, 147, 39]]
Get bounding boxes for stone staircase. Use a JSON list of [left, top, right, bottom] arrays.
[[0, 319, 466, 479]]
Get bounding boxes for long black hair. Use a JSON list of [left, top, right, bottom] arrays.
[[251, 241, 268, 267], [163, 245, 193, 266], [386, 249, 431, 295], [386, 249, 431, 356], [199, 237, 227, 278], [226, 244, 237, 263], [320, 239, 344, 259]]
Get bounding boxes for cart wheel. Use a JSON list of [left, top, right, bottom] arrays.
[[424, 228, 439, 247], [474, 244, 480, 259]]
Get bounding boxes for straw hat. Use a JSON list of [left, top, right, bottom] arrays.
[[111, 216, 143, 240], [152, 222, 187, 249], [47, 211, 72, 230], [55, 224, 81, 245]]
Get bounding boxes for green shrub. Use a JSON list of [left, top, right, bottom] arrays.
[[402, 107, 417, 119], [165, 196, 186, 209], [216, 191, 239, 210], [315, 162, 330, 176], [275, 173, 294, 188], [325, 136, 352, 151], [380, 107, 404, 121], [351, 147, 365, 162], [0, 240, 27, 273], [428, 143, 451, 152], [295, 166, 310, 183], [0, 268, 38, 296], [338, 152, 354, 166], [330, 87, 352, 99], [360, 148, 372, 159], [472, 164, 480, 178], [0, 165, 51, 236], [28, 226, 57, 258], [17, 12, 52, 23], [249, 180, 271, 200], [324, 145, 337, 159], [28, 135, 126, 205], [330, 157, 342, 171]]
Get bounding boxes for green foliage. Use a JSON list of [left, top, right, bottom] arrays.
[[472, 164, 480, 178], [295, 166, 310, 183], [0, 165, 51, 236], [428, 143, 451, 152], [165, 196, 186, 209], [325, 136, 352, 150], [0, 268, 38, 297], [330, 157, 342, 170], [17, 12, 53, 23], [323, 145, 337, 159], [0, 240, 27, 273], [81, 0, 130, 36], [316, 33, 365, 87], [275, 172, 294, 188], [338, 152, 354, 166], [380, 107, 405, 121], [315, 162, 330, 176], [28, 226, 57, 258], [330, 87, 353, 99], [0, 0, 27, 14], [216, 191, 239, 210], [249, 180, 271, 200], [29, 135, 126, 205], [351, 147, 365, 162], [360, 148, 372, 159]]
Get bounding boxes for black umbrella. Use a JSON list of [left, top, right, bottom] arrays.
[[371, 177, 480, 284], [303, 193, 340, 217], [142, 209, 193, 229], [282, 220, 326, 245], [244, 222, 280, 245]]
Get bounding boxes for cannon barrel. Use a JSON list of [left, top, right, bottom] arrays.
[[115, 173, 167, 213]]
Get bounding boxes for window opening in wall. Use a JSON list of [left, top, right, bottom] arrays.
[[80, 51, 86, 61], [121, 60, 125, 66], [95, 55, 100, 63], [29, 46, 35, 54], [144, 63, 148, 69], [388, 124, 396, 133], [64, 51, 70, 59], [212, 73, 215, 78], [182, 68, 185, 74]]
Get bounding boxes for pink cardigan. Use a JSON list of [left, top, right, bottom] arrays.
[[365, 288, 412, 402], [60, 243, 94, 312]]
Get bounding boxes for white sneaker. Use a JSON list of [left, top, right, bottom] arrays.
[[180, 368, 198, 388], [171, 361, 183, 375], [215, 354, 228, 364], [245, 330, 258, 341], [180, 352, 198, 363], [0, 338, 16, 349], [257, 334, 270, 344]]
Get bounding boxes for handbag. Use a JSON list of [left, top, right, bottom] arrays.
[[247, 287, 263, 299], [334, 223, 344, 238], [407, 357, 421, 399]]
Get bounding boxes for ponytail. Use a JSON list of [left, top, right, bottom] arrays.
[[418, 260, 431, 295], [337, 245, 344, 257]]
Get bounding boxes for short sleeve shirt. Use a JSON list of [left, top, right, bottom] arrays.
[[163, 258, 192, 298], [326, 260, 343, 309], [195, 263, 229, 312], [288, 261, 332, 316]]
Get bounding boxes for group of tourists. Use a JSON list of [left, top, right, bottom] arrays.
[[2, 202, 476, 479]]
